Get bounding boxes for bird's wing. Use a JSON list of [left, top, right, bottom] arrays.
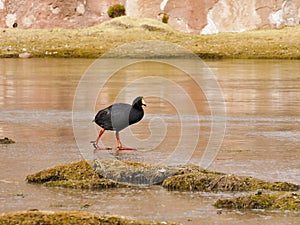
[[94, 103, 132, 131], [94, 106, 113, 129], [110, 103, 131, 131]]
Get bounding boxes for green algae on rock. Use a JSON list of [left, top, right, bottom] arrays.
[[0, 137, 15, 144], [94, 158, 180, 186], [0, 211, 181, 225], [162, 173, 300, 192], [26, 160, 128, 189], [26, 159, 181, 188], [26, 159, 300, 192], [214, 192, 300, 211]]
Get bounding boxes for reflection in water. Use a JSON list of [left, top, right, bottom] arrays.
[[0, 58, 88, 110], [0, 59, 300, 224]]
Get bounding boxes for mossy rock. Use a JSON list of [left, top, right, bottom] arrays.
[[214, 192, 300, 211], [26, 158, 208, 188], [26, 160, 99, 183], [44, 178, 121, 189], [0, 210, 180, 225], [162, 173, 300, 192], [0, 137, 15, 144], [94, 158, 180, 186], [26, 159, 300, 192], [26, 159, 182, 188], [26, 160, 128, 189]]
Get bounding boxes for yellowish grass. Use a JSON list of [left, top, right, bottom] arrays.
[[0, 211, 180, 225], [0, 16, 299, 59]]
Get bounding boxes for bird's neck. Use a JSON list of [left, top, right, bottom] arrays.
[[132, 104, 142, 110]]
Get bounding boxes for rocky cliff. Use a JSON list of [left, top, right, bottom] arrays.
[[0, 0, 299, 34]]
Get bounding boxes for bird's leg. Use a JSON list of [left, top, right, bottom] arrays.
[[115, 131, 136, 150], [93, 128, 111, 150]]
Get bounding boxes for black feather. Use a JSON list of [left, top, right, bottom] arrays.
[[94, 96, 145, 132]]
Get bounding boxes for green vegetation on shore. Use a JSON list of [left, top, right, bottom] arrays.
[[1, 16, 299, 59]]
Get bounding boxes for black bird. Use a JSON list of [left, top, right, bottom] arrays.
[[93, 96, 146, 150]]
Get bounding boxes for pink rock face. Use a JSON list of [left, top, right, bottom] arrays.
[[0, 0, 299, 33]]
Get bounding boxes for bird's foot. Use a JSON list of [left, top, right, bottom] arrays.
[[117, 145, 136, 151], [96, 147, 113, 150], [91, 141, 112, 150]]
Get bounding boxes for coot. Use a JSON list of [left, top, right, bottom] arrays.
[[93, 96, 146, 150]]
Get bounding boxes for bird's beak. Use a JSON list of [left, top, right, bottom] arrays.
[[142, 98, 147, 106]]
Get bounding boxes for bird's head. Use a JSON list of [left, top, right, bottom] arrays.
[[133, 96, 147, 108]]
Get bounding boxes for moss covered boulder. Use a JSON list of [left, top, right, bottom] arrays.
[[26, 159, 299, 193], [26, 160, 128, 189], [162, 172, 300, 192], [94, 158, 180, 186], [214, 192, 300, 211], [0, 211, 180, 225], [26, 159, 181, 188], [0, 137, 15, 144]]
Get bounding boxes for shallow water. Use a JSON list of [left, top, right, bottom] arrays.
[[0, 58, 299, 224]]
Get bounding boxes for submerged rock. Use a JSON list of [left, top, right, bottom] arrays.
[[162, 172, 300, 192], [0, 210, 180, 225], [214, 192, 300, 211]]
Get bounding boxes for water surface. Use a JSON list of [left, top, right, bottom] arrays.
[[0, 58, 299, 224]]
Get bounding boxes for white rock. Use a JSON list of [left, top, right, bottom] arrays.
[[19, 53, 31, 58]]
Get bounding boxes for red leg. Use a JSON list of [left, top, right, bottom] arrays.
[[93, 128, 111, 150], [115, 131, 136, 150]]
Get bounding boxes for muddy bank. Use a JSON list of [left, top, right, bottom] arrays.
[[0, 210, 180, 225], [1, 16, 300, 59]]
